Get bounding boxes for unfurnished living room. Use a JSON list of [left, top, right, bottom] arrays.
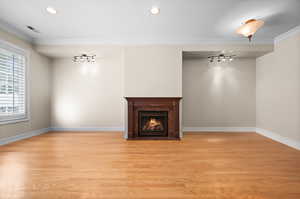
[[0, 0, 300, 198]]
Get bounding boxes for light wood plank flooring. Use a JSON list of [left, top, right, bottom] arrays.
[[0, 132, 300, 199]]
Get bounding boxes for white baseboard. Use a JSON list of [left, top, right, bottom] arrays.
[[50, 127, 124, 132], [0, 127, 51, 146], [183, 127, 256, 132], [2, 126, 298, 151], [256, 128, 300, 150], [183, 127, 300, 150]]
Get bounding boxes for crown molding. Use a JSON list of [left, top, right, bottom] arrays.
[[274, 25, 300, 44], [0, 19, 274, 46], [0, 20, 33, 43], [33, 37, 273, 46]]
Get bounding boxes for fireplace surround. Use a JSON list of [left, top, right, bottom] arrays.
[[125, 97, 181, 140]]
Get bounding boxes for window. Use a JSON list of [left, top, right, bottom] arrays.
[[0, 40, 28, 124]]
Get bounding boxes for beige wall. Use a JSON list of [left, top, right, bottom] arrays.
[[256, 33, 300, 142], [123, 46, 182, 97], [51, 52, 124, 128], [0, 31, 274, 135], [0, 29, 52, 139], [50, 46, 183, 131], [183, 58, 256, 128]]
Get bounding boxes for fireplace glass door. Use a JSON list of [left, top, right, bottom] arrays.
[[138, 111, 168, 137]]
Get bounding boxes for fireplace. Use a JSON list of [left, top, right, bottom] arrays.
[[125, 97, 181, 140], [139, 111, 168, 137]]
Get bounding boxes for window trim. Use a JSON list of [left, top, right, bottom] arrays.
[[0, 39, 30, 125]]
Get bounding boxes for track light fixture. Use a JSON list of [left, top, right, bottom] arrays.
[[208, 54, 235, 63], [73, 54, 96, 63]]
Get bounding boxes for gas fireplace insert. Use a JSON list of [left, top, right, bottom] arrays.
[[125, 97, 181, 140]]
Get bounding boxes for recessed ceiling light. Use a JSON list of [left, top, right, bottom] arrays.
[[150, 7, 160, 15], [46, 7, 57, 14]]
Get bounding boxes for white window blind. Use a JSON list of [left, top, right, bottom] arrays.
[[0, 41, 28, 124]]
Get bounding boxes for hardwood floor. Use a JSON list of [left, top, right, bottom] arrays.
[[0, 132, 300, 199]]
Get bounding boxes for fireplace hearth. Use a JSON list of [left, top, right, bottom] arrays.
[[125, 97, 181, 140]]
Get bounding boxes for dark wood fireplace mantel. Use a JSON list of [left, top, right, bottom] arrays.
[[125, 97, 181, 140]]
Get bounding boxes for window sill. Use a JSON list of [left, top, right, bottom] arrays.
[[0, 117, 30, 125]]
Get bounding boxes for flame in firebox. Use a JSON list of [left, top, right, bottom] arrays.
[[143, 118, 164, 131]]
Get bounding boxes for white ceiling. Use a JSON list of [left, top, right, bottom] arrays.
[[0, 0, 299, 45]]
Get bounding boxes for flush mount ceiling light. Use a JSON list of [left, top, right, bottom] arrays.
[[236, 19, 264, 42], [46, 6, 57, 14], [208, 54, 236, 63], [150, 7, 160, 15], [73, 54, 96, 63]]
